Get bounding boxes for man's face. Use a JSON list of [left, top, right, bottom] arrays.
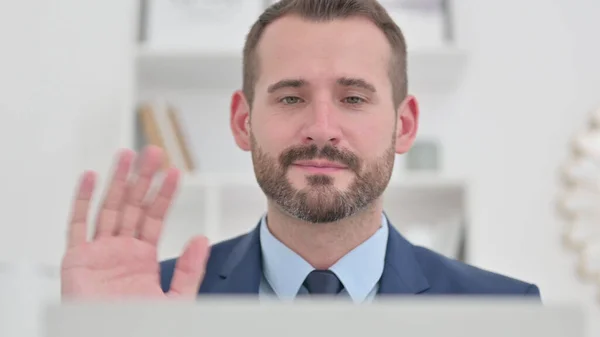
[[232, 15, 417, 223]]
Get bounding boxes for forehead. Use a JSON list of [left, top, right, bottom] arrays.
[[254, 15, 392, 88]]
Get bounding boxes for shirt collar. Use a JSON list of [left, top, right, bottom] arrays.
[[259, 217, 313, 300], [330, 214, 388, 302], [259, 213, 389, 302]]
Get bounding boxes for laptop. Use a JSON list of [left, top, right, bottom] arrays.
[[43, 297, 585, 337]]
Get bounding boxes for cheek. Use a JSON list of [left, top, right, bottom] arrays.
[[251, 116, 297, 152], [347, 117, 394, 154]]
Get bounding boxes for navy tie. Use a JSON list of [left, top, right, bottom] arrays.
[[303, 270, 344, 295]]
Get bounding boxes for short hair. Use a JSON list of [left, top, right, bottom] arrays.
[[242, 0, 408, 107]]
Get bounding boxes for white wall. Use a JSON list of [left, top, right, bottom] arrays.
[[0, 1, 136, 336], [0, 0, 137, 265], [417, 0, 600, 333]]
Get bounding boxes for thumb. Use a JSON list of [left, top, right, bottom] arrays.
[[167, 235, 210, 298]]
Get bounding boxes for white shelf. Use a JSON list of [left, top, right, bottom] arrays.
[[179, 171, 464, 189], [136, 45, 467, 95], [158, 172, 468, 260]]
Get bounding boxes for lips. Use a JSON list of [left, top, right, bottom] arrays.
[[292, 160, 348, 169]]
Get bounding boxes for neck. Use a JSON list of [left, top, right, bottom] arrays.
[[265, 200, 384, 270]]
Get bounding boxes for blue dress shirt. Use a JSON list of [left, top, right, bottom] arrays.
[[258, 213, 389, 303]]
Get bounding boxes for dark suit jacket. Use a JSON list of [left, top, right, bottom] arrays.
[[159, 221, 541, 298]]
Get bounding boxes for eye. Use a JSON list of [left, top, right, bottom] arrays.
[[280, 96, 304, 105], [343, 96, 365, 104]]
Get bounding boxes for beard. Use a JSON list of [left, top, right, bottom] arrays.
[[250, 133, 395, 223]]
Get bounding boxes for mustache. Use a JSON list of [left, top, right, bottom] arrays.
[[279, 144, 360, 172]]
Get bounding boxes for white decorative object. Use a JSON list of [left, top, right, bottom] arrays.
[[558, 105, 600, 302], [144, 0, 265, 51]]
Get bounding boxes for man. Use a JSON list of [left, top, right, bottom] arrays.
[[61, 0, 541, 301]]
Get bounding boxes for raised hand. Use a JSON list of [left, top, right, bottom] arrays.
[[61, 146, 209, 299]]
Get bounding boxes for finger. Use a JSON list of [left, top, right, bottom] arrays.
[[168, 236, 210, 297], [117, 146, 163, 236], [94, 149, 135, 238], [137, 166, 180, 246], [67, 171, 96, 248]]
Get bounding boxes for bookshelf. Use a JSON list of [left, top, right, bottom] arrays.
[[132, 0, 471, 261]]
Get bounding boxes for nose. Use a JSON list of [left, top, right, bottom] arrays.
[[300, 101, 342, 147]]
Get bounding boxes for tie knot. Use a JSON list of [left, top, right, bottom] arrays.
[[303, 270, 344, 295]]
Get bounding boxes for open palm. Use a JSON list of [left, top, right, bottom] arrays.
[[61, 146, 209, 299]]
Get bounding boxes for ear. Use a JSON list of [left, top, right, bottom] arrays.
[[230, 90, 252, 151], [395, 95, 419, 154]]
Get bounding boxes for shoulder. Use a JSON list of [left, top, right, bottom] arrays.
[[159, 234, 246, 293], [412, 245, 541, 297]]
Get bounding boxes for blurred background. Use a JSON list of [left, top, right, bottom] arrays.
[[0, 0, 599, 336]]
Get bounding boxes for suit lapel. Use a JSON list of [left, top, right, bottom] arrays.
[[208, 218, 430, 296], [211, 224, 263, 294], [378, 221, 430, 295]]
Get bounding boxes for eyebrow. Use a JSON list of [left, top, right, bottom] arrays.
[[267, 79, 306, 93], [266, 77, 377, 93], [337, 77, 377, 92]]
